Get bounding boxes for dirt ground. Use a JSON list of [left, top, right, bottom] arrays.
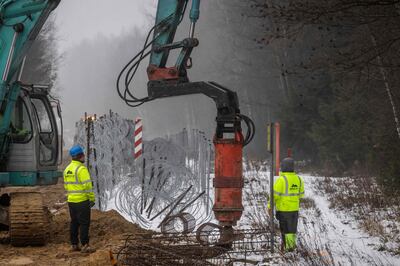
[[0, 178, 147, 266]]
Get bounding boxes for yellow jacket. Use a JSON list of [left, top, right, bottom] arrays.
[[269, 172, 304, 212], [63, 160, 95, 203]]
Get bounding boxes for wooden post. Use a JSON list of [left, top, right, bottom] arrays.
[[267, 123, 275, 253], [275, 123, 280, 176], [268, 122, 281, 253]]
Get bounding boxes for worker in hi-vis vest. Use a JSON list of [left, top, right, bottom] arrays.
[[64, 145, 96, 253], [268, 157, 304, 252]]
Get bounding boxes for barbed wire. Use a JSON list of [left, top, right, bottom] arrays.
[[74, 113, 214, 230]]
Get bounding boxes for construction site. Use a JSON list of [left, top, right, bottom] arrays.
[[1, 0, 400, 265]]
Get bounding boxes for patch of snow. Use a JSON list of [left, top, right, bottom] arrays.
[[301, 175, 400, 265]]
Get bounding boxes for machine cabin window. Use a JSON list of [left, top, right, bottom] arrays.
[[31, 98, 53, 133], [10, 97, 33, 143], [31, 97, 57, 165]]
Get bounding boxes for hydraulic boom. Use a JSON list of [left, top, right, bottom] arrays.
[[117, 0, 255, 241]]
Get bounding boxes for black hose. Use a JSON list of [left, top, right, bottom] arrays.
[[116, 24, 157, 106], [239, 114, 255, 146], [116, 9, 257, 147], [116, 12, 179, 107]]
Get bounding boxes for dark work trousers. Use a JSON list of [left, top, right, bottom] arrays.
[[276, 211, 299, 248], [68, 200, 91, 246]]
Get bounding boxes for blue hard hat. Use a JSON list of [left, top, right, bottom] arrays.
[[69, 145, 84, 157]]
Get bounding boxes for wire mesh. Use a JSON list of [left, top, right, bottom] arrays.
[[161, 213, 196, 234], [116, 227, 271, 266]]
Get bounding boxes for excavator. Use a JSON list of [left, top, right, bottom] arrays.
[[0, 0, 254, 247], [0, 0, 62, 246]]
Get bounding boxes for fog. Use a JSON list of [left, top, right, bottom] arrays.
[[53, 1, 282, 157]]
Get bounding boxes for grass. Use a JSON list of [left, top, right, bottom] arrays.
[[315, 176, 400, 255], [243, 159, 337, 265], [300, 197, 316, 209], [242, 159, 395, 265]]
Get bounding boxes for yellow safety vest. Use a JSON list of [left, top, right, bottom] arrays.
[[269, 172, 304, 212], [63, 160, 95, 203]]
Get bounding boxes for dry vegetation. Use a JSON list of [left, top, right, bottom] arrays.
[[243, 160, 341, 265], [315, 176, 400, 255], [242, 160, 399, 264]]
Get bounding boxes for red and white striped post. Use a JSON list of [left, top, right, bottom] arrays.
[[135, 117, 146, 213], [134, 118, 143, 160]]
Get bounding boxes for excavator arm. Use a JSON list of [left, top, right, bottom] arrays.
[[117, 0, 255, 238], [0, 0, 60, 166], [147, 0, 199, 82]]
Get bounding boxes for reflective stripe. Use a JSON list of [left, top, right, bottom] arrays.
[[65, 179, 92, 185], [67, 189, 94, 194], [74, 166, 81, 182], [288, 192, 303, 196], [274, 190, 285, 196], [275, 191, 303, 197], [282, 175, 289, 195]]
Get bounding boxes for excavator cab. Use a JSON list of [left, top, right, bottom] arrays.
[[3, 85, 62, 186]]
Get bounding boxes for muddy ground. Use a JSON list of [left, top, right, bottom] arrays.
[[0, 179, 147, 266]]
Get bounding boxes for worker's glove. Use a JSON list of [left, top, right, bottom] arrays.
[[89, 201, 95, 208]]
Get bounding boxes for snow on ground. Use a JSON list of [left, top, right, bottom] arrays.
[[105, 161, 400, 265], [242, 166, 400, 265], [105, 176, 214, 231], [300, 175, 400, 265]]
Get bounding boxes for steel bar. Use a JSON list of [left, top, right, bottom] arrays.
[[177, 190, 205, 215], [116, 227, 271, 266], [157, 185, 193, 228], [141, 158, 146, 214]]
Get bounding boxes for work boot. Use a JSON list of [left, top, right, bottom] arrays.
[[80, 244, 96, 253], [70, 244, 81, 252]]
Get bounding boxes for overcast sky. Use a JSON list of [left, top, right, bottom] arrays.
[[53, 0, 156, 50], [43, 1, 273, 155], [51, 0, 157, 145]]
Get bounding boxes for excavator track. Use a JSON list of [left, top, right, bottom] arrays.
[[9, 192, 47, 246]]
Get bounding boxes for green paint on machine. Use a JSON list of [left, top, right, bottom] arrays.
[[1, 171, 61, 186]]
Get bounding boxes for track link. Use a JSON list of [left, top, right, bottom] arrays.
[[9, 192, 47, 246]]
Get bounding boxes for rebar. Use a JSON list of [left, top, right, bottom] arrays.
[[161, 213, 196, 234], [116, 227, 271, 266]]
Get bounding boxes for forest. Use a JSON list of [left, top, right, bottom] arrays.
[[34, 0, 400, 190], [253, 0, 400, 189]]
